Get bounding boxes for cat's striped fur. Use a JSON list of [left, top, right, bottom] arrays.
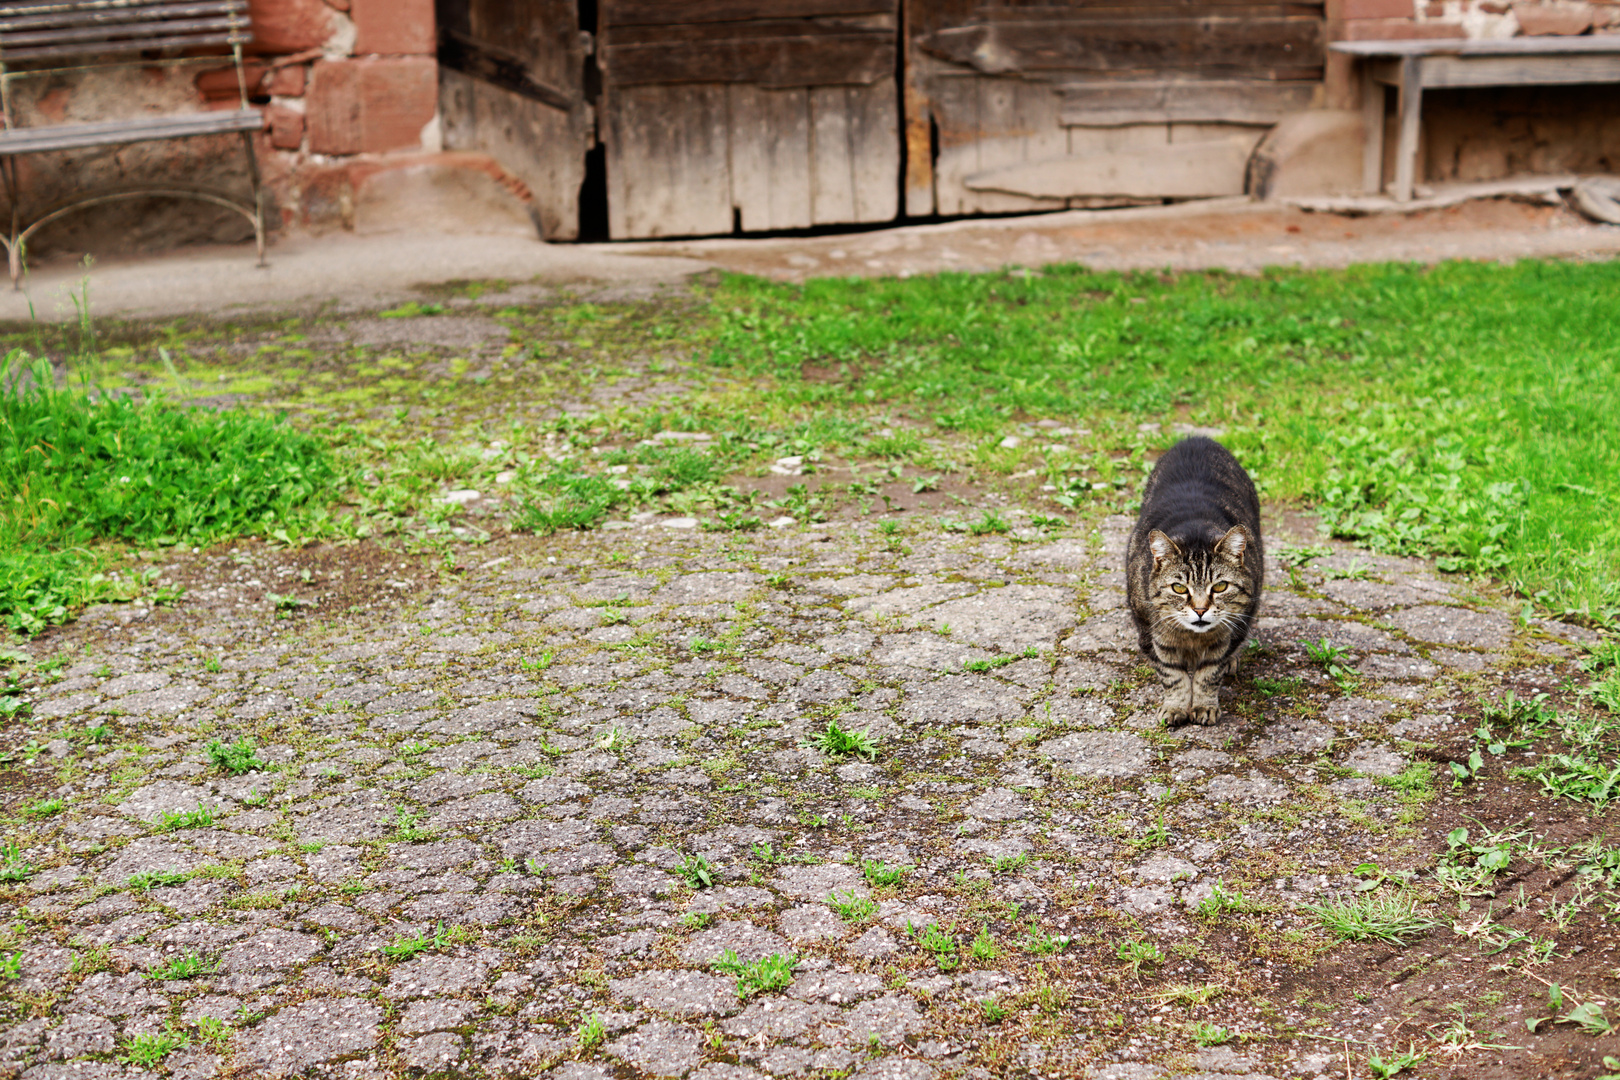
[[1125, 437, 1263, 727]]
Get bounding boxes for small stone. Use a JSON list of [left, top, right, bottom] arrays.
[[609, 969, 741, 1018], [232, 998, 382, 1078], [961, 787, 1029, 822], [604, 1019, 704, 1076], [780, 904, 843, 943], [678, 921, 791, 965], [846, 927, 899, 958], [398, 999, 478, 1035], [661, 518, 699, 530], [1132, 855, 1199, 884], [1039, 731, 1152, 778], [1345, 745, 1407, 778]]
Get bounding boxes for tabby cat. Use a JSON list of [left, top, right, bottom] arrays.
[[1125, 436, 1263, 727]]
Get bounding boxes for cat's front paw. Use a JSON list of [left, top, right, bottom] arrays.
[[1187, 704, 1221, 726], [1160, 704, 1194, 728]]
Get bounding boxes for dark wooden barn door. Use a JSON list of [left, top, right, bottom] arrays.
[[903, 1, 1326, 216], [598, 1, 901, 239], [436, 0, 593, 240], [435, 2, 1325, 240]]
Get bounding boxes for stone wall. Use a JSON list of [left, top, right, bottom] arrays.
[[2, 0, 538, 262]]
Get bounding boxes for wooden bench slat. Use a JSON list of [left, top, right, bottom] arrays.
[[1, 15, 244, 48], [0, 29, 245, 60], [0, 107, 261, 153], [0, 1, 245, 34]]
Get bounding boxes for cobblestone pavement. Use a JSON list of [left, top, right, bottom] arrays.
[[1, 489, 1598, 1080]]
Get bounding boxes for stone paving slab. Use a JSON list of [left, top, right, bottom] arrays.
[[0, 503, 1593, 1080]]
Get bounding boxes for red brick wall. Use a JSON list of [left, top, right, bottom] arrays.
[[1333, 0, 1620, 41], [236, 0, 441, 223]]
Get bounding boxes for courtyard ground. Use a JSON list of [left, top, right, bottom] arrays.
[[0, 204, 1618, 1080]]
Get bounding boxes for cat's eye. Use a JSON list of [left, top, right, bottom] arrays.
[[1212, 582, 1229, 593], [1170, 584, 1187, 594]]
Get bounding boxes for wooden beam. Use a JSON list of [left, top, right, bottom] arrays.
[[918, 16, 1323, 77], [1059, 79, 1315, 126], [962, 133, 1263, 199], [1392, 55, 1421, 203], [605, 0, 894, 27]]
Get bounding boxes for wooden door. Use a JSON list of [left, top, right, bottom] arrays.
[[904, 1, 1326, 216], [436, 0, 593, 240], [598, 1, 902, 239]]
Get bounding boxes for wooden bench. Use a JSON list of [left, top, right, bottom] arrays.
[[0, 0, 264, 287], [1331, 36, 1620, 202]]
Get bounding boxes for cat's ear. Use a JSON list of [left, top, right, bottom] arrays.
[[1214, 525, 1251, 565], [1148, 530, 1180, 566]]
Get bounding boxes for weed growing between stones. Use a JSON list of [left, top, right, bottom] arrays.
[[117, 1026, 190, 1067], [810, 719, 877, 760], [144, 950, 218, 980], [204, 736, 264, 774], [1303, 891, 1435, 943], [712, 950, 797, 999], [677, 853, 716, 888], [828, 890, 876, 923]]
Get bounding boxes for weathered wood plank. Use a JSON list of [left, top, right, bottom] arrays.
[[728, 84, 814, 231], [964, 2, 1322, 15], [438, 29, 575, 112], [605, 83, 732, 238], [847, 77, 899, 222], [446, 0, 581, 96], [1413, 53, 1620, 89], [902, 0, 934, 215], [606, 0, 893, 26], [603, 31, 893, 87], [963, 133, 1263, 199], [439, 67, 582, 239], [918, 17, 1323, 77], [436, 0, 585, 240], [606, 15, 894, 43], [810, 85, 857, 224], [1059, 79, 1317, 126], [933, 75, 1066, 215]]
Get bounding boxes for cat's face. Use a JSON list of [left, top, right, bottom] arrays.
[[1146, 526, 1255, 635]]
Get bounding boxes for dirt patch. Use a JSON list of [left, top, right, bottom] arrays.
[[154, 539, 437, 627], [673, 199, 1620, 283]]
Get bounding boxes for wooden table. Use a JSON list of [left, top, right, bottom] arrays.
[[1330, 37, 1620, 202]]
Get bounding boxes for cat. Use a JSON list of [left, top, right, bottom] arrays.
[[1125, 436, 1263, 727]]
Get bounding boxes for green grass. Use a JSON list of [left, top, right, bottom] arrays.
[[0, 351, 334, 633], [709, 260, 1620, 622]]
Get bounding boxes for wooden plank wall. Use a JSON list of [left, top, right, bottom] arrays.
[[434, 0, 591, 240], [905, 0, 1326, 215], [599, 1, 900, 239]]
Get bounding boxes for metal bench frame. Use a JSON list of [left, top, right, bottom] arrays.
[[0, 0, 266, 287]]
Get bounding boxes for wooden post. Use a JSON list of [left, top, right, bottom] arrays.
[[1392, 55, 1423, 202], [1360, 65, 1384, 195]]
